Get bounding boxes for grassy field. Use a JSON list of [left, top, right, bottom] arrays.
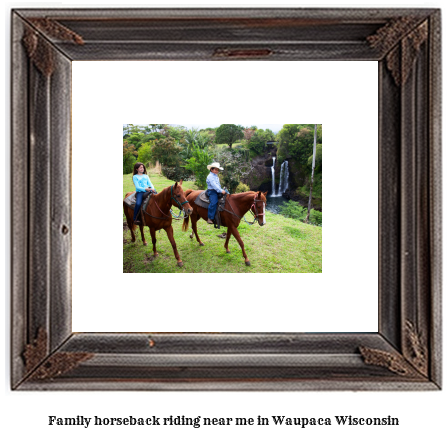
[[123, 172, 322, 273]]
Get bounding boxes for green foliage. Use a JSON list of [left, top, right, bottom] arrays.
[[151, 137, 183, 167], [184, 128, 214, 149], [277, 124, 322, 166], [161, 166, 194, 182], [279, 201, 307, 221], [184, 143, 215, 189], [123, 140, 138, 174], [235, 182, 250, 193], [137, 142, 153, 167], [216, 149, 253, 193], [278, 201, 322, 227], [309, 209, 322, 226], [246, 128, 276, 155], [215, 124, 244, 148], [307, 144, 322, 170], [123, 153, 136, 175]]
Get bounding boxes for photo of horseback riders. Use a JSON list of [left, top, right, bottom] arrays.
[[123, 123, 323, 273]]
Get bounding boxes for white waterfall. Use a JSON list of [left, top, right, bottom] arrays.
[[278, 161, 289, 194], [271, 157, 276, 196]]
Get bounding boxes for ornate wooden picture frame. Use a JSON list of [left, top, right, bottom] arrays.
[[11, 8, 441, 390]]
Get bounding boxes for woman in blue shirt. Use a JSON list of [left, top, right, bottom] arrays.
[[206, 162, 226, 224], [132, 162, 155, 224]]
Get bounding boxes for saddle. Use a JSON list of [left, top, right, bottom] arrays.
[[194, 191, 227, 229], [123, 191, 153, 222]]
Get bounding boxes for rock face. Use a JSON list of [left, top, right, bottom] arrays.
[[287, 158, 308, 191], [242, 150, 277, 190], [242, 151, 322, 212]]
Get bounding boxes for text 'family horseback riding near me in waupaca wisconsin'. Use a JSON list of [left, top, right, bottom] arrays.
[[47, 413, 399, 429]]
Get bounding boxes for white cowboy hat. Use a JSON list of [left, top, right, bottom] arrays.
[[207, 162, 224, 171]]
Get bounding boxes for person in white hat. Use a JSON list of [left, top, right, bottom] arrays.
[[206, 162, 226, 224]]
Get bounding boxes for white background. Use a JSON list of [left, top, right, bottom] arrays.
[[2, 1, 445, 438], [72, 60, 378, 332]]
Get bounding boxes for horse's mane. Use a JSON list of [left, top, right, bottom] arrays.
[[230, 191, 257, 199]]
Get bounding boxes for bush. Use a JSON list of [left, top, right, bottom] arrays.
[[123, 153, 136, 175], [278, 201, 322, 226], [216, 149, 253, 193], [279, 201, 307, 221], [161, 166, 194, 182], [235, 182, 250, 193], [309, 209, 322, 226], [184, 144, 215, 189]]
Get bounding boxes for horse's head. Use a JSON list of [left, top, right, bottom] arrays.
[[171, 180, 193, 216], [251, 191, 268, 226]]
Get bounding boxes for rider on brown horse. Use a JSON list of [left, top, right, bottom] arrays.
[[132, 162, 156, 225], [205, 162, 229, 224]]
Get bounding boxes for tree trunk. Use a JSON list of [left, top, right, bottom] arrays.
[[305, 124, 318, 223]]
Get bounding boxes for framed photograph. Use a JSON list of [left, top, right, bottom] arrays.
[[11, 7, 441, 390]]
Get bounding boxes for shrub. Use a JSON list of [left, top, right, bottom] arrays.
[[309, 209, 322, 226], [235, 182, 250, 193], [184, 143, 215, 189], [161, 166, 194, 182], [123, 153, 136, 175], [278, 201, 322, 226], [216, 149, 253, 193], [279, 201, 307, 221]]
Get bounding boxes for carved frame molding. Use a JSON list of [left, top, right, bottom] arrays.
[[11, 8, 441, 390]]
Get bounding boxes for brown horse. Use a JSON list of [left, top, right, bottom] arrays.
[[182, 190, 268, 266], [123, 181, 193, 267]]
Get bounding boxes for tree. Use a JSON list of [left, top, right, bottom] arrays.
[[305, 124, 318, 223], [277, 124, 322, 165], [123, 140, 138, 174], [243, 128, 256, 142], [184, 143, 215, 189], [216, 149, 254, 193], [215, 124, 244, 148], [163, 125, 185, 141], [137, 142, 153, 167], [151, 137, 182, 167], [246, 128, 275, 155]]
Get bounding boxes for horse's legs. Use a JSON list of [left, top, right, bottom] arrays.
[[165, 225, 183, 267], [229, 225, 250, 266], [191, 214, 204, 246], [149, 227, 158, 257], [224, 229, 232, 253], [139, 224, 147, 246]]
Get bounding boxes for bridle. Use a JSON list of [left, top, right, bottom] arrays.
[[170, 185, 189, 210], [225, 194, 266, 226], [142, 185, 190, 221], [247, 198, 266, 225]]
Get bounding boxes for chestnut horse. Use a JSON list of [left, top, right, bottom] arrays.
[[182, 190, 268, 266], [123, 181, 193, 267]]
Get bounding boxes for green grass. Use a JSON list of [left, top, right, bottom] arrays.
[[123, 172, 322, 273]]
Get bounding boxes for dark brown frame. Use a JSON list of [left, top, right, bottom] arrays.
[[11, 8, 441, 390]]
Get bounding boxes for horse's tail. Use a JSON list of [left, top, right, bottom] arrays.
[[123, 198, 137, 232], [182, 215, 190, 232], [184, 189, 194, 197]]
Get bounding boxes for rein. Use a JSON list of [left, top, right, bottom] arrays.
[[225, 195, 265, 225], [141, 186, 189, 221]]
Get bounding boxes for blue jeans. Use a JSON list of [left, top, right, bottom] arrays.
[[133, 191, 145, 221], [207, 189, 219, 220]]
